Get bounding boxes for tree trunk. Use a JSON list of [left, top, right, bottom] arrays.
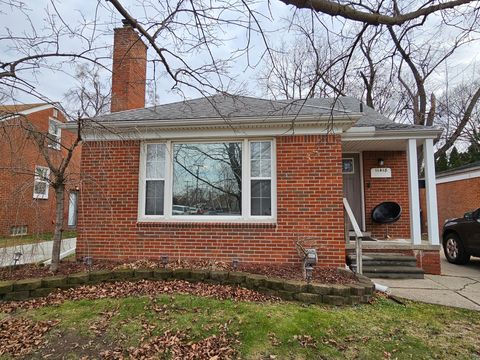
[[50, 184, 65, 272]]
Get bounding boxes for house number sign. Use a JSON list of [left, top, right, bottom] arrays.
[[371, 167, 392, 178]]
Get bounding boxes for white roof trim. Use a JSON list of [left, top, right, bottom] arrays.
[[342, 126, 442, 140], [19, 104, 55, 115], [436, 168, 480, 184], [1, 103, 57, 122], [63, 113, 363, 130], [63, 113, 363, 141], [78, 124, 352, 141]]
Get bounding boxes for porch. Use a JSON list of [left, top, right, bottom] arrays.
[[342, 131, 442, 276]]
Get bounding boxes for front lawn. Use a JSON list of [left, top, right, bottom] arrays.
[[0, 230, 77, 248], [3, 293, 480, 359]]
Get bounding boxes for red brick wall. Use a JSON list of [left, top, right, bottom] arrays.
[[363, 151, 410, 239], [0, 107, 81, 236], [77, 135, 346, 267], [111, 25, 147, 112], [420, 176, 480, 234], [415, 250, 441, 275]]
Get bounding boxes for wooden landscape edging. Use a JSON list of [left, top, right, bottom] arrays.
[[0, 268, 374, 305]]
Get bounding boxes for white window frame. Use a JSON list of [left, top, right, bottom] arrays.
[[138, 143, 167, 220], [48, 118, 62, 150], [247, 140, 275, 218], [33, 165, 50, 199], [138, 138, 276, 223]]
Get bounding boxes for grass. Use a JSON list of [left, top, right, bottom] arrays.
[[14, 294, 480, 359], [0, 230, 76, 248]]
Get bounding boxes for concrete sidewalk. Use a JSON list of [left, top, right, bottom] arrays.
[[0, 238, 76, 267], [372, 252, 480, 311]]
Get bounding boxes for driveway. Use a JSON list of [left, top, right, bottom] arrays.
[[372, 252, 480, 311], [0, 238, 76, 267]]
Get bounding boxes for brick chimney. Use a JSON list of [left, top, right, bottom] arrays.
[[111, 20, 147, 113]]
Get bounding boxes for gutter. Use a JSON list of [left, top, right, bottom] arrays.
[[62, 113, 363, 131], [343, 126, 443, 140]]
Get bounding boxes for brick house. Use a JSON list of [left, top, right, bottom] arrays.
[[66, 23, 443, 275], [0, 103, 81, 237], [420, 161, 480, 234]]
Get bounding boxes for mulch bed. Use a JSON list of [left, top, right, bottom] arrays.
[[0, 258, 357, 284], [0, 279, 279, 314]]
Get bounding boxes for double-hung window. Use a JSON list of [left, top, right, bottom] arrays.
[[144, 144, 166, 216], [250, 141, 272, 216], [33, 166, 50, 199], [139, 139, 275, 222], [48, 119, 62, 150]]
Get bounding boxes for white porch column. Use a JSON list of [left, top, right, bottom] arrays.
[[424, 138, 440, 245], [407, 139, 422, 245]]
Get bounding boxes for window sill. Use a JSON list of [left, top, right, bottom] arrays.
[[136, 221, 277, 229], [33, 196, 49, 200]]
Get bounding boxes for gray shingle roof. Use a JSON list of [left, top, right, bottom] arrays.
[[91, 94, 430, 131]]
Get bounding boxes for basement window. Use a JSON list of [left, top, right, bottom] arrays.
[[33, 165, 50, 199], [10, 225, 27, 236], [138, 139, 276, 222]]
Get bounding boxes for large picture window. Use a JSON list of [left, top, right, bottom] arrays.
[[139, 139, 275, 222], [173, 142, 242, 216]]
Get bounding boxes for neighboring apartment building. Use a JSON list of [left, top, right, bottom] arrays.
[[0, 103, 81, 237]]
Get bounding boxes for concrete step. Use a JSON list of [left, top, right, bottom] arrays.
[[361, 266, 424, 279], [348, 254, 418, 267], [348, 253, 424, 279]]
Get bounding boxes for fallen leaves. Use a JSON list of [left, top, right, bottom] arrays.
[[0, 280, 279, 314], [99, 321, 237, 360], [293, 334, 317, 348], [0, 317, 59, 358], [89, 306, 120, 336]]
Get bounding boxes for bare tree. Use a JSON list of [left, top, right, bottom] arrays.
[[1, 0, 480, 272], [281, 0, 478, 26], [435, 80, 480, 158], [0, 1, 103, 271], [64, 64, 111, 118], [0, 106, 84, 272]]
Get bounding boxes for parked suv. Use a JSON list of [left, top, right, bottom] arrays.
[[442, 208, 480, 264]]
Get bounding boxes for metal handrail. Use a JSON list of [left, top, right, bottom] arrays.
[[343, 197, 363, 275]]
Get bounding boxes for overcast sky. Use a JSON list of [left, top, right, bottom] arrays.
[[1, 1, 479, 110], [0, 1, 295, 107]]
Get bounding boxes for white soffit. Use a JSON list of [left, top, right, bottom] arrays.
[[342, 139, 407, 152]]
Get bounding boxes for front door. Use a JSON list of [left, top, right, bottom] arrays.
[[342, 154, 363, 232]]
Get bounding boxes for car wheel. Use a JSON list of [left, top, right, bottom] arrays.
[[443, 233, 470, 265]]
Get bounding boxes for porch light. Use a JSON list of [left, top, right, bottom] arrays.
[[160, 255, 169, 268], [232, 258, 239, 271], [378, 158, 385, 166]]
